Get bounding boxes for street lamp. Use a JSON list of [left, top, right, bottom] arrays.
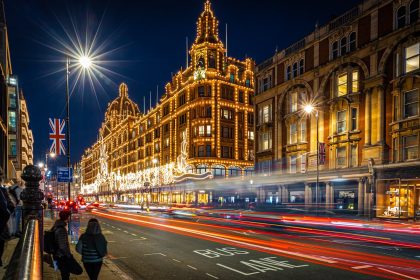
[[65, 55, 92, 201], [304, 104, 320, 211], [45, 152, 56, 199]]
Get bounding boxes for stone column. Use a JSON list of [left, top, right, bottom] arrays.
[[282, 186, 289, 203], [377, 86, 385, 145], [358, 178, 365, 215], [364, 89, 372, 146], [325, 182, 331, 209], [364, 180, 370, 216], [20, 165, 44, 247], [258, 186, 266, 204], [305, 183, 312, 206]]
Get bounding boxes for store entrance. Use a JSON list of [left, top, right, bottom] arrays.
[[380, 183, 417, 219]]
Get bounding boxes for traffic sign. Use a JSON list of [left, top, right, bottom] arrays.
[[57, 167, 73, 182]]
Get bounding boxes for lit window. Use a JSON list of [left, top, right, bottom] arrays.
[[230, 73, 235, 83], [260, 104, 271, 124], [8, 111, 16, 129], [290, 123, 297, 144], [336, 147, 346, 167], [338, 73, 348, 96], [248, 131, 254, 140], [352, 70, 359, 93], [290, 156, 297, 173], [259, 131, 272, 151], [405, 43, 420, 73], [206, 125, 211, 136], [397, 6, 407, 29], [337, 110, 347, 133], [410, 0, 419, 23], [290, 92, 298, 112], [403, 135, 418, 160], [300, 119, 306, 141], [404, 89, 419, 118], [350, 145, 357, 167]]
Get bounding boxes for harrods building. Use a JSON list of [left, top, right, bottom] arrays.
[[255, 0, 420, 219]]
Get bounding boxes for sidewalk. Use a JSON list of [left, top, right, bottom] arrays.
[[0, 237, 19, 279], [43, 217, 132, 280]]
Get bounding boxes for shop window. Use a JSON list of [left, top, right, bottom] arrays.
[[403, 135, 418, 160], [404, 89, 419, 118], [229, 167, 241, 177], [405, 43, 420, 73], [212, 165, 226, 177], [337, 110, 347, 133], [351, 107, 358, 131], [349, 32, 357, 52], [410, 0, 419, 23], [290, 92, 298, 112], [290, 155, 297, 174], [289, 123, 297, 144], [197, 165, 208, 174], [397, 6, 407, 29], [336, 146, 346, 167]]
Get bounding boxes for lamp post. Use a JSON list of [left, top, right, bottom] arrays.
[[45, 152, 56, 199], [304, 104, 319, 211], [65, 55, 92, 201]]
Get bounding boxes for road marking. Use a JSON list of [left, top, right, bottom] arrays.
[[206, 273, 219, 279], [131, 233, 137, 236], [111, 226, 115, 228], [377, 267, 418, 280], [416, 256, 420, 258], [144, 253, 166, 256], [117, 228, 121, 230], [352, 265, 372, 269], [130, 237, 147, 241], [123, 230, 129, 233], [187, 265, 197, 270], [216, 263, 259, 275], [108, 241, 117, 243], [172, 259, 181, 262]]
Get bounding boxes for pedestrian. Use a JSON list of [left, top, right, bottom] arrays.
[[0, 168, 15, 267], [76, 218, 107, 280], [9, 184, 23, 237], [51, 210, 82, 279]]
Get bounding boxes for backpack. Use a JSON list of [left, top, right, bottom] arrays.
[[44, 229, 56, 254]]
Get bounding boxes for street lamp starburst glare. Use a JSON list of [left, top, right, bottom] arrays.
[[79, 55, 92, 69]]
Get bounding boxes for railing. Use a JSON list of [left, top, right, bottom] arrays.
[[4, 219, 42, 280]]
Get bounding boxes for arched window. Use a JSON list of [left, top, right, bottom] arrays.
[[292, 63, 298, 78], [208, 52, 216, 68], [332, 41, 338, 59], [410, 0, 419, 23], [212, 165, 226, 177], [349, 32, 357, 52], [299, 59, 304, 75], [228, 166, 241, 177], [397, 6, 407, 29], [286, 65, 292, 80], [340, 37, 347, 55], [186, 165, 194, 174], [196, 164, 208, 174]]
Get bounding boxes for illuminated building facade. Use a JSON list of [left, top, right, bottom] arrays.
[[255, 0, 420, 219], [81, 1, 255, 204]]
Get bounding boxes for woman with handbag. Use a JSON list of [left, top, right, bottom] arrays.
[[76, 218, 107, 280]]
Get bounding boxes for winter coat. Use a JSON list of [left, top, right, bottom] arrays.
[[51, 220, 71, 258], [76, 233, 107, 263]]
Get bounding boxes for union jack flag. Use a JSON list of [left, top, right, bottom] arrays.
[[49, 118, 66, 155]]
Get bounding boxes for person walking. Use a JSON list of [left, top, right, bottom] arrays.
[[51, 210, 82, 279], [9, 184, 22, 237], [0, 168, 15, 267], [76, 219, 107, 280]]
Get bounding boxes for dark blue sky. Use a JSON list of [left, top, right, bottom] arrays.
[[5, 0, 360, 167]]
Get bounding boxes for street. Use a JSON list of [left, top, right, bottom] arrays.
[[75, 208, 420, 280]]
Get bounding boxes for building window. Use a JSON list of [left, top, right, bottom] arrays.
[[9, 137, 16, 156], [397, 6, 407, 29], [403, 135, 418, 160], [245, 79, 251, 87], [212, 165, 226, 177], [350, 145, 357, 167], [221, 108, 233, 120], [393, 138, 399, 162], [405, 43, 419, 73], [410, 0, 419, 23], [179, 114, 187, 125], [337, 110, 347, 133], [206, 145, 211, 157], [300, 119, 306, 141], [198, 86, 205, 97], [222, 146, 231, 158], [259, 104, 272, 124], [352, 70, 359, 93], [248, 131, 254, 140], [229, 167, 241, 177], [290, 92, 298, 113], [340, 37, 347, 55], [404, 89, 419, 118], [230, 73, 235, 83], [290, 123, 297, 144], [178, 94, 186, 107], [8, 111, 16, 130], [332, 41, 338, 59], [351, 107, 358, 130], [338, 73, 347, 96], [238, 91, 244, 103], [197, 165, 208, 174], [259, 131, 272, 151], [198, 146, 205, 157], [336, 147, 346, 167], [286, 65, 292, 80], [349, 32, 357, 52], [290, 155, 297, 173], [222, 127, 233, 139], [262, 77, 271, 92], [292, 62, 298, 78], [299, 59, 304, 75]]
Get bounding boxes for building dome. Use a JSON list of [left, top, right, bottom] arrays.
[[104, 83, 140, 130]]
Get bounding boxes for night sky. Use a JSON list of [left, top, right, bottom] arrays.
[[5, 0, 360, 169]]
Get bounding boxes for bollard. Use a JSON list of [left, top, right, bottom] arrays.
[[20, 165, 44, 250]]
